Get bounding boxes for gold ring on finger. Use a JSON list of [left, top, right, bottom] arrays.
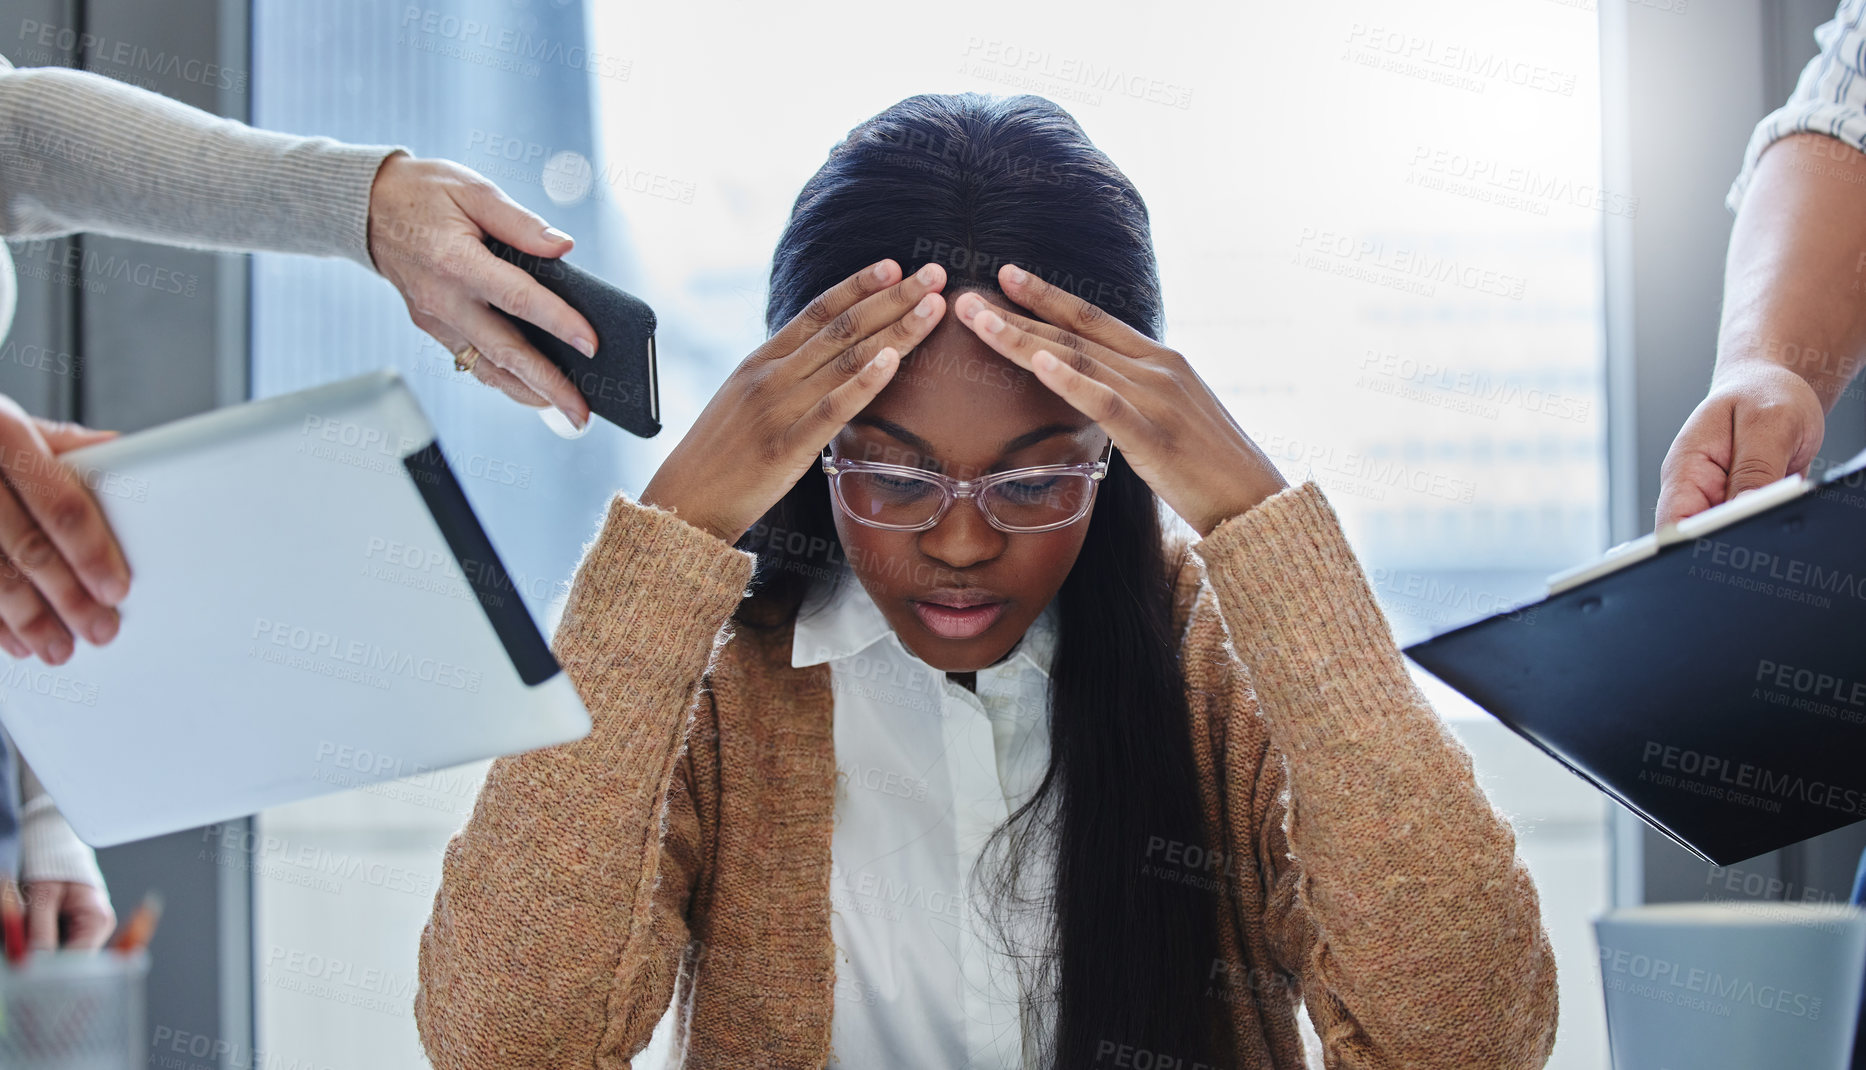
[[452, 344, 482, 374]]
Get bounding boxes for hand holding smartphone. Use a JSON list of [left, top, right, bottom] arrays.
[[482, 238, 661, 438]]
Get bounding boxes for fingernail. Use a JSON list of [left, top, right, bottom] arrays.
[[914, 294, 939, 319], [978, 310, 1004, 334], [46, 637, 71, 663], [916, 263, 939, 285], [99, 575, 128, 604], [540, 406, 593, 440], [89, 614, 117, 645], [543, 226, 572, 243], [957, 296, 977, 322], [873, 261, 894, 282], [1005, 264, 1028, 285], [573, 336, 597, 358]]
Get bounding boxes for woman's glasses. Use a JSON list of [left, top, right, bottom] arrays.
[[821, 438, 1114, 533]]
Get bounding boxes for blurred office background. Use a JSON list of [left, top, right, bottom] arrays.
[[1, 0, 1861, 1067]]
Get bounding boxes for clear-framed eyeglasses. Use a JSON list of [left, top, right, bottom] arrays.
[[820, 437, 1114, 534]]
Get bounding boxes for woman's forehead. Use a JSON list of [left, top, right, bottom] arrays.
[[848, 325, 1093, 467]]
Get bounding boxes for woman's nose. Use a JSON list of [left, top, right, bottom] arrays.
[[918, 495, 1006, 568]]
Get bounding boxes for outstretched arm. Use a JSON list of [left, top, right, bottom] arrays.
[[0, 57, 599, 420], [0, 59, 395, 265], [1658, 0, 1866, 526], [1657, 133, 1866, 525]]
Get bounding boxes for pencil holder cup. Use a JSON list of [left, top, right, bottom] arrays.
[[0, 949, 149, 1070], [1596, 902, 1866, 1070]]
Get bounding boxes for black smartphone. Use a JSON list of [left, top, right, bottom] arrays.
[[482, 237, 660, 438]]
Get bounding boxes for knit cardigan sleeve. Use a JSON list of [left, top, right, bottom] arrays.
[[0, 58, 401, 271], [414, 492, 756, 1069], [1189, 480, 1559, 1068]]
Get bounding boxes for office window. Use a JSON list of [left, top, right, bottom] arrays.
[[252, 2, 1609, 1067], [247, 2, 631, 1067]]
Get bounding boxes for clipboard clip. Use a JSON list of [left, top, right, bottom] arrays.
[[1546, 472, 1810, 597]]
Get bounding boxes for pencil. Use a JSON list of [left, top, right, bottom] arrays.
[[109, 890, 163, 955]]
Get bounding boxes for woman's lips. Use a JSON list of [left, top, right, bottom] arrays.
[[911, 599, 1007, 639]]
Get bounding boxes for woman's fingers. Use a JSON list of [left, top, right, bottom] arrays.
[[0, 561, 70, 662], [952, 288, 1157, 457], [417, 313, 551, 408], [803, 347, 902, 445], [0, 473, 117, 658], [60, 882, 116, 949], [0, 412, 131, 609], [802, 291, 945, 392], [24, 883, 58, 950], [36, 420, 118, 454], [454, 170, 579, 260], [954, 290, 1123, 368], [21, 882, 113, 951], [465, 243, 599, 363], [0, 402, 130, 663], [452, 299, 587, 421], [0, 533, 76, 665], [995, 262, 1161, 356], [469, 350, 554, 409], [1028, 348, 1139, 430], [762, 259, 902, 361], [791, 262, 947, 376], [449, 322, 555, 410], [954, 291, 1136, 395]]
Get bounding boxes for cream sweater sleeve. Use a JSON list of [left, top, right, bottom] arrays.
[[0, 54, 404, 271]]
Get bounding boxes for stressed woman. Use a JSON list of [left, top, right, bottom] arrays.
[[413, 94, 1558, 1070]]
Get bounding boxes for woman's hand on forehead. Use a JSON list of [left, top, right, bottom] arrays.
[[952, 265, 1290, 538], [638, 259, 951, 545]]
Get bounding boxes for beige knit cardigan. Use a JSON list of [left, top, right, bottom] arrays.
[[413, 479, 1560, 1069]]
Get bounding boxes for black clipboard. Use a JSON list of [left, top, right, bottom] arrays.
[[1405, 450, 1866, 865]]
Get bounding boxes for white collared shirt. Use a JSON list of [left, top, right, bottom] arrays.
[[793, 563, 1061, 1069]]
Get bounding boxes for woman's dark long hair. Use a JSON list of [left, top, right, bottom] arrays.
[[733, 93, 1229, 1068]]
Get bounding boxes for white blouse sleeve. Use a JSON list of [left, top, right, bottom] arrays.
[[17, 754, 106, 891]]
